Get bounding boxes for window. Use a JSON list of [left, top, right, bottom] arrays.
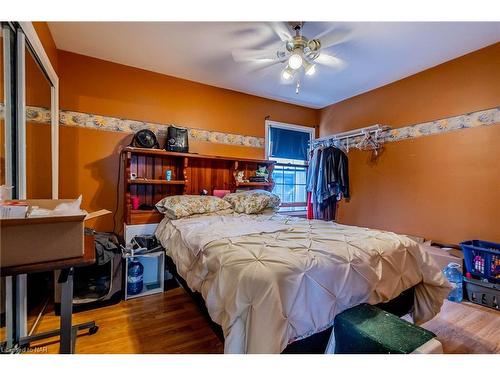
[[265, 121, 314, 212], [272, 164, 307, 212]]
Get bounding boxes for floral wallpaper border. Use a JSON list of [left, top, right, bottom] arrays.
[[38, 106, 264, 148], [313, 106, 499, 149], [1, 104, 264, 148], [0, 103, 498, 149]]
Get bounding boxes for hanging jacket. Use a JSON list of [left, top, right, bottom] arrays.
[[316, 146, 350, 203], [306, 147, 320, 193]]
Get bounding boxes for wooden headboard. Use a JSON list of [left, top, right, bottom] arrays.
[[122, 147, 276, 225]]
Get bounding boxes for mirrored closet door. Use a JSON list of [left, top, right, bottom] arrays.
[[1, 23, 16, 198], [1, 21, 59, 346], [24, 38, 53, 198], [1, 28, 4, 188], [1, 22, 59, 201], [16, 22, 59, 200]]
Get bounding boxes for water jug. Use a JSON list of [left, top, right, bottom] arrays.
[[127, 258, 144, 296], [443, 262, 463, 302]]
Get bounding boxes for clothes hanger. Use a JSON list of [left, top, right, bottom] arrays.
[[329, 138, 345, 153], [356, 131, 371, 150], [357, 130, 380, 151]]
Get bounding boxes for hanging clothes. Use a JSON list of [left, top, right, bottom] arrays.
[[306, 147, 321, 193], [306, 148, 318, 220], [306, 146, 349, 221], [318, 196, 337, 221], [306, 147, 322, 219], [306, 192, 313, 220], [317, 146, 349, 203]]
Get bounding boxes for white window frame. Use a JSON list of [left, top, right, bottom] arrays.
[[264, 120, 315, 163], [265, 120, 315, 213]]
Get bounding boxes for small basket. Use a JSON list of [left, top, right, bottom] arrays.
[[460, 240, 500, 284], [463, 277, 500, 310]]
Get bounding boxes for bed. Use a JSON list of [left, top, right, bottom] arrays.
[[155, 212, 450, 354]]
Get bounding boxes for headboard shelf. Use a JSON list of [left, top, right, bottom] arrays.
[[127, 179, 186, 185], [122, 147, 276, 225], [129, 209, 163, 225], [235, 181, 274, 188], [123, 146, 274, 165]]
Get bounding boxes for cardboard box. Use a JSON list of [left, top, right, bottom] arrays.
[[0, 199, 110, 268], [0, 202, 29, 218]]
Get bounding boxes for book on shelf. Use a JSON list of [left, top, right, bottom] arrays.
[[248, 176, 267, 182]]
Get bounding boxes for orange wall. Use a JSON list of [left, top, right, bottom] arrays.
[[32, 22, 498, 242], [58, 50, 317, 139], [320, 43, 500, 244], [55, 50, 317, 231]]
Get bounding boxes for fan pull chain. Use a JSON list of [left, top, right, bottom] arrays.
[[296, 80, 300, 95]]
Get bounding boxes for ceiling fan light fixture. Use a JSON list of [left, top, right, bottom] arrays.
[[282, 66, 294, 80], [230, 22, 350, 96], [304, 62, 316, 76], [288, 52, 303, 70]]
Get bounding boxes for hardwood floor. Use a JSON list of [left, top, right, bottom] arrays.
[[25, 287, 224, 354], [422, 300, 500, 354], [15, 287, 500, 354]]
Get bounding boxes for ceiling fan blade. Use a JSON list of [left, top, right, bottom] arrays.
[[312, 27, 350, 50], [315, 53, 346, 69], [248, 59, 283, 74], [270, 22, 292, 42], [231, 49, 282, 62]]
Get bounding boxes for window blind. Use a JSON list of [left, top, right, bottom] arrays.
[[269, 127, 310, 161]]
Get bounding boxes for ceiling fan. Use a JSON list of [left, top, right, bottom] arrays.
[[232, 22, 349, 93]]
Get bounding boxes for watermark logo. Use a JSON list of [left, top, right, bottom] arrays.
[[0, 345, 48, 354]]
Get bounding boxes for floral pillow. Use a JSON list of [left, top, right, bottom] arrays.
[[223, 190, 281, 214], [155, 195, 232, 219]]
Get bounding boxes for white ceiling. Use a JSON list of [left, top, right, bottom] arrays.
[[48, 22, 499, 109]]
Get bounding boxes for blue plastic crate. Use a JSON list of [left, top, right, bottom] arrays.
[[460, 240, 500, 284]]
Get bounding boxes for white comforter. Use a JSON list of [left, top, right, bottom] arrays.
[[169, 214, 289, 257], [156, 213, 450, 354]]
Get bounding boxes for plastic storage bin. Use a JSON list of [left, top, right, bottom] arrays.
[[463, 277, 499, 310], [460, 240, 500, 283]]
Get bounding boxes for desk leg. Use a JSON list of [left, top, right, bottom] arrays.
[[3, 275, 30, 353], [1, 268, 97, 354], [59, 268, 74, 354], [16, 275, 27, 339], [4, 275, 26, 349], [5, 276, 14, 349]]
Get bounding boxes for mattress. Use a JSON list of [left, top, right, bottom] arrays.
[[155, 213, 450, 354]]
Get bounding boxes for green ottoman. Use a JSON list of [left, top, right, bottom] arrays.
[[331, 304, 441, 354]]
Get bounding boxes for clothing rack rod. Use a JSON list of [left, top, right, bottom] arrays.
[[312, 124, 387, 144]]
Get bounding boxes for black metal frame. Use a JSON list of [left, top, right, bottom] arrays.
[[1, 268, 98, 354]]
